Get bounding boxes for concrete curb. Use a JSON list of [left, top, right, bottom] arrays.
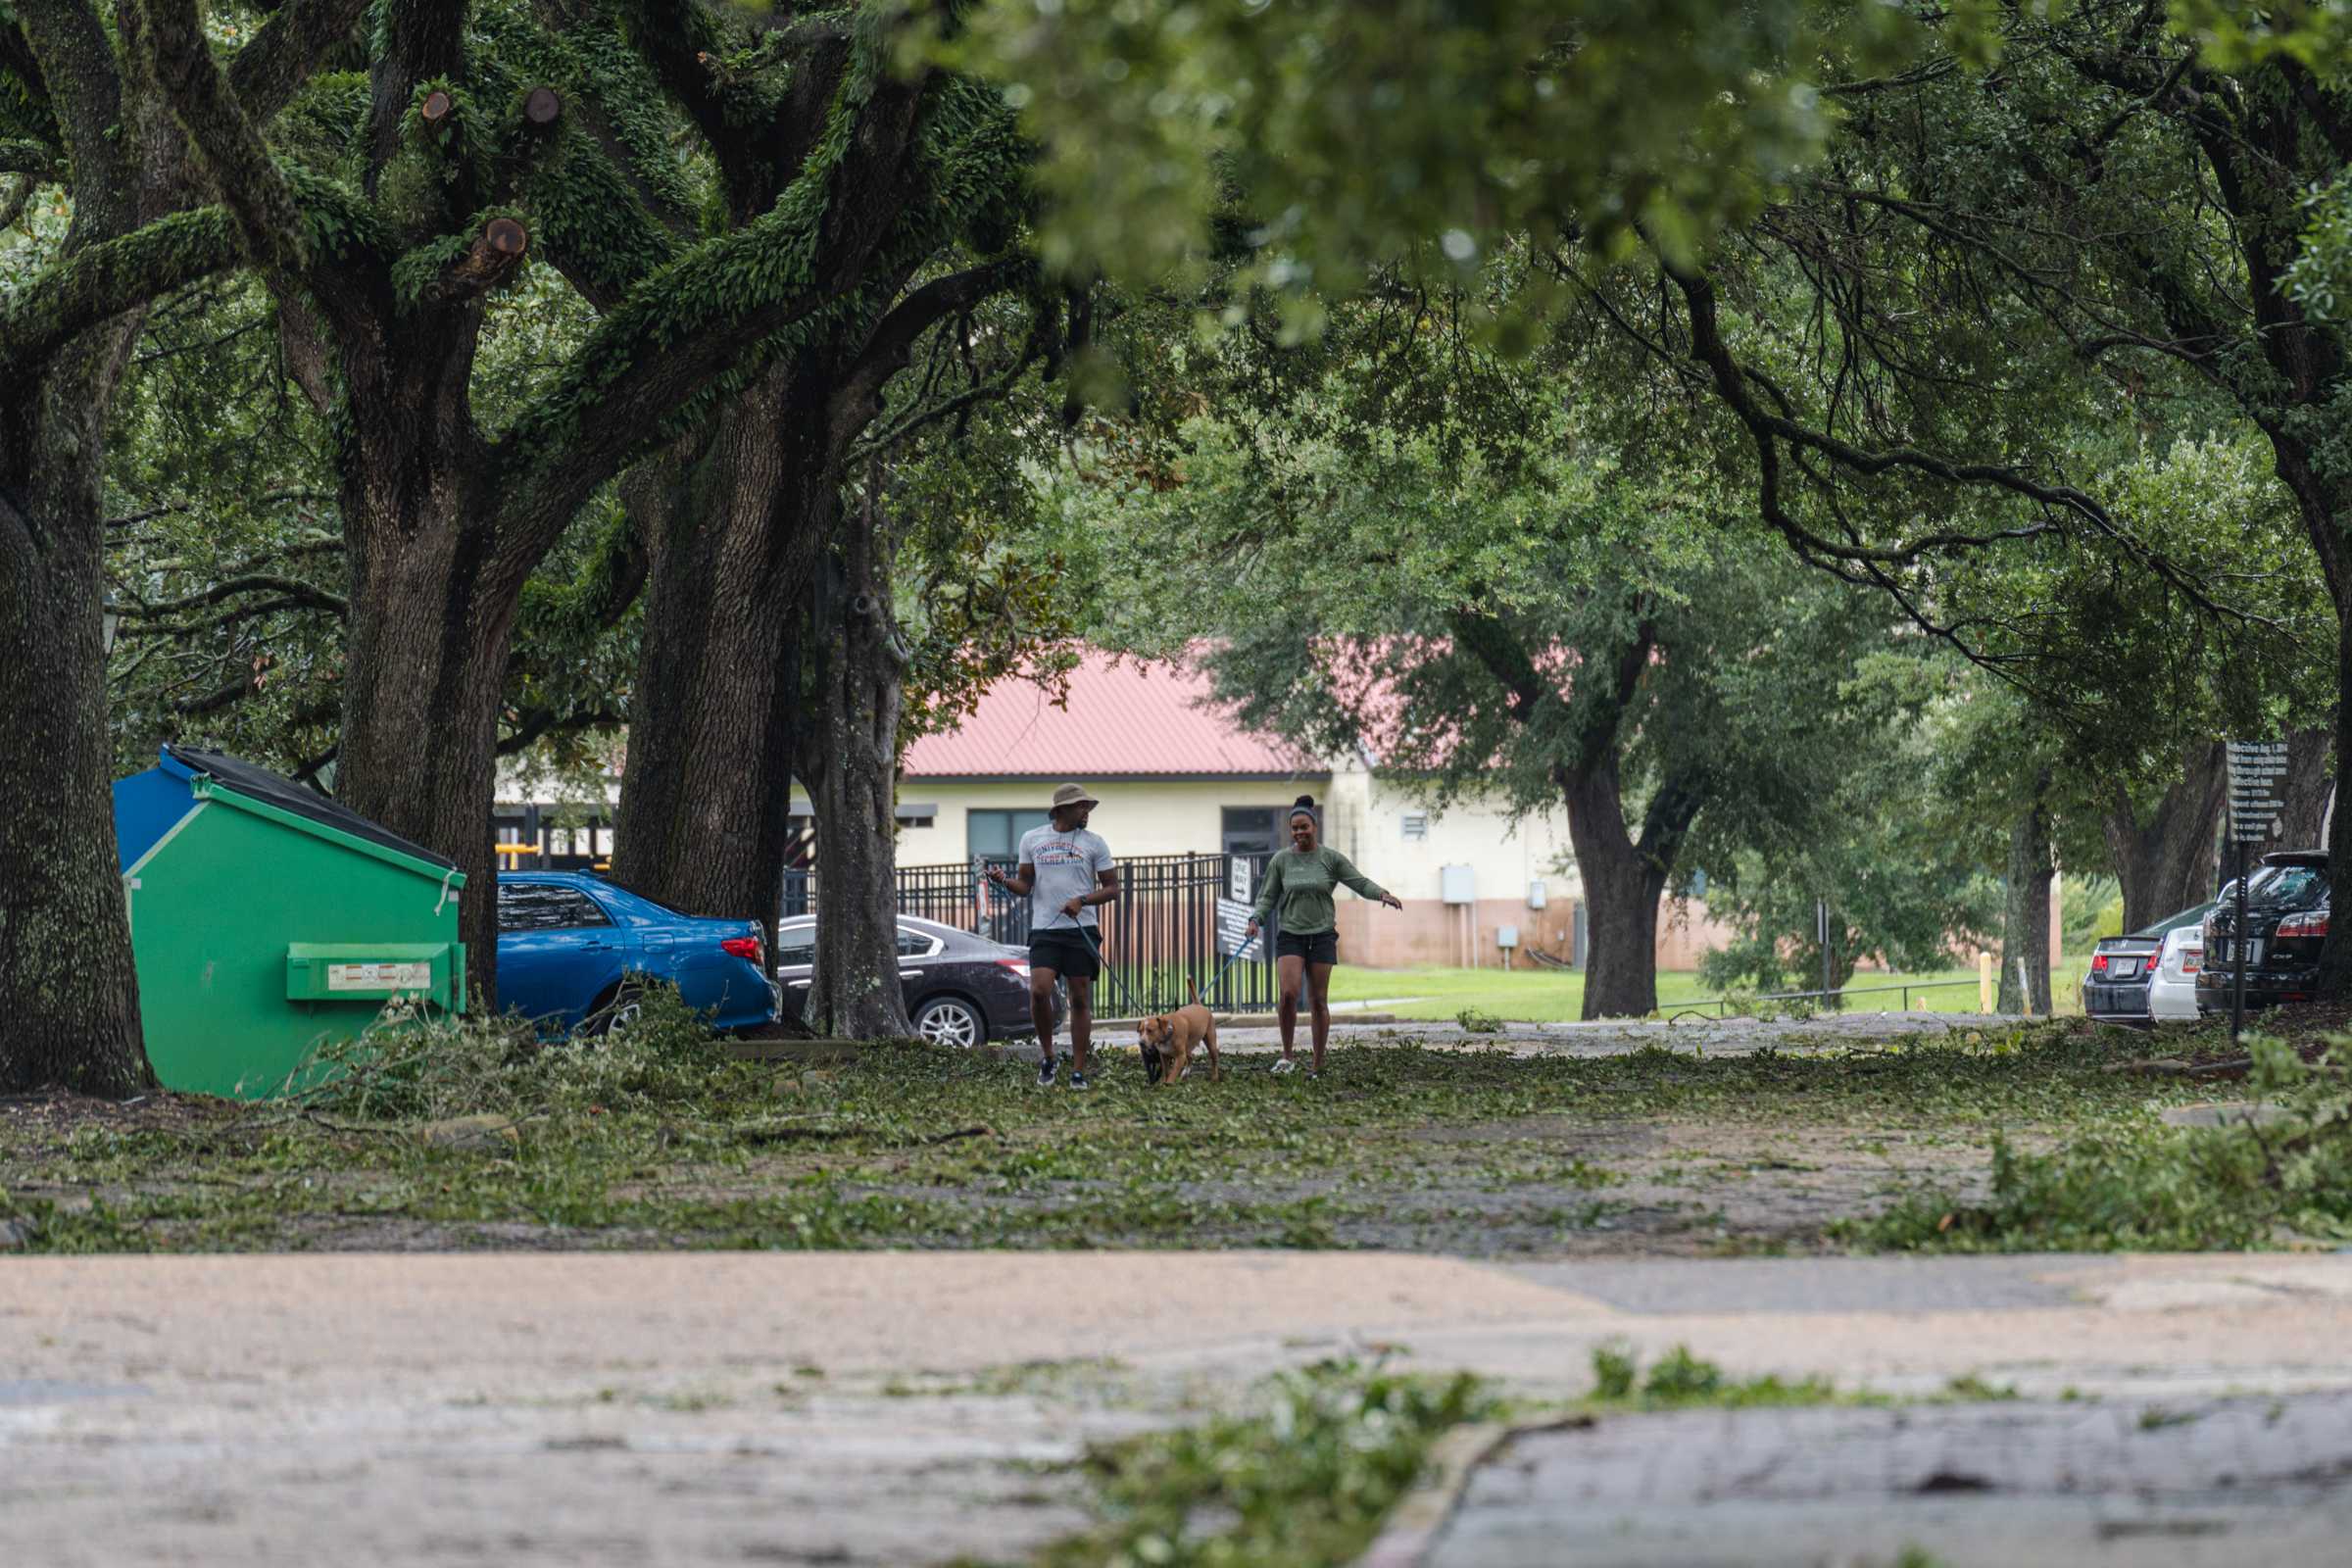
[[1353, 1415, 1592, 1568]]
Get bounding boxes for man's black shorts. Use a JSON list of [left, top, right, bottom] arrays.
[[1029, 928, 1101, 980], [1274, 929, 1339, 966]]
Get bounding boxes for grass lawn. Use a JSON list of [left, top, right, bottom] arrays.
[[1324, 964, 2015, 1022], [0, 993, 2217, 1256]]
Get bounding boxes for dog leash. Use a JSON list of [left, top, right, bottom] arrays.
[[1070, 922, 1141, 1017]]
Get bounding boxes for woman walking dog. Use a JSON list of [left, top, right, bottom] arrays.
[[1243, 795, 1402, 1078]]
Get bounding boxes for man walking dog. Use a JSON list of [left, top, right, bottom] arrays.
[[985, 784, 1120, 1088]]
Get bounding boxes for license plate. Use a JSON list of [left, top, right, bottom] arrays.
[[2112, 958, 2141, 979], [2219, 940, 2265, 965]]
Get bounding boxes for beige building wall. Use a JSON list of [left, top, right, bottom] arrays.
[[893, 778, 1321, 865], [1317, 764, 1581, 907]]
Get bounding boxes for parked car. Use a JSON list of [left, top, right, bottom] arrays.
[[2197, 850, 2330, 1014], [773, 914, 1060, 1046], [497, 872, 778, 1034], [2082, 901, 2216, 1024]]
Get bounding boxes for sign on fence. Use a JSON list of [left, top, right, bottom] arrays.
[[1215, 897, 1262, 959], [2225, 739, 2290, 844], [1228, 857, 1252, 904]]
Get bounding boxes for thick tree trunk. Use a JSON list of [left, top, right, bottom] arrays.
[[333, 499, 512, 1007], [1558, 761, 1669, 1020], [0, 333, 153, 1096], [2000, 777, 2054, 1015], [610, 368, 827, 954], [2103, 742, 2225, 930], [2325, 615, 2352, 999], [802, 506, 915, 1040]]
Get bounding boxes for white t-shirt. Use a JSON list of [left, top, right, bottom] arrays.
[[1017, 825, 1117, 931]]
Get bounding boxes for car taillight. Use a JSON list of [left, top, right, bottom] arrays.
[[996, 957, 1031, 978], [2278, 914, 2329, 940], [2089, 954, 2108, 973], [722, 936, 762, 963]]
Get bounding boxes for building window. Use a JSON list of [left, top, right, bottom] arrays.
[[1401, 810, 1429, 842], [968, 808, 1052, 862], [1221, 807, 1283, 857], [899, 814, 936, 830]]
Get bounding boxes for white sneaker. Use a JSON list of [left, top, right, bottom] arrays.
[[1270, 1056, 1298, 1075]]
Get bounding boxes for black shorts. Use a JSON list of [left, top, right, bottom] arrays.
[[1028, 929, 1101, 980], [1274, 929, 1339, 966]]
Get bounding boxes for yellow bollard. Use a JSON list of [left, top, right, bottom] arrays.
[[1979, 953, 1995, 1013]]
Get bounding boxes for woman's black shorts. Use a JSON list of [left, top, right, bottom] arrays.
[[1028, 929, 1101, 980], [1274, 929, 1339, 965]]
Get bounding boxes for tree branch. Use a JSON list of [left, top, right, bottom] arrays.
[[17, 0, 131, 204], [1664, 259, 2234, 611], [829, 258, 1035, 450], [0, 138, 60, 178], [0, 206, 237, 372], [486, 61, 936, 575], [224, 0, 372, 123], [0, 173, 40, 233], [142, 0, 313, 277], [122, 570, 348, 618]]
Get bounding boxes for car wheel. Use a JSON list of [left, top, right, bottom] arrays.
[[914, 995, 986, 1049], [578, 979, 646, 1039]]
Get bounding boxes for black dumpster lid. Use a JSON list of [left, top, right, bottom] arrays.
[[164, 745, 459, 872]]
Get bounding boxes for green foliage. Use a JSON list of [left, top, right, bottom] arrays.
[[1582, 1343, 1841, 1411], [291, 985, 751, 1123], [1037, 1360, 1495, 1568], [1454, 1007, 1504, 1035], [1853, 1034, 2352, 1252], [2060, 877, 2123, 954], [0, 1020, 2209, 1254], [941, 0, 1928, 303]]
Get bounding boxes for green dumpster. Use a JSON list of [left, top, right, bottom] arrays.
[[112, 746, 466, 1098]]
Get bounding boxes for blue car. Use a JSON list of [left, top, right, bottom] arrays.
[[496, 872, 779, 1034]]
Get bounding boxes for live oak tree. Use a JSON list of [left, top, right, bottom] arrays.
[[1060, 402, 1914, 1020], [0, 0, 361, 1094], [141, 0, 1019, 1005], [985, 1, 2352, 993]]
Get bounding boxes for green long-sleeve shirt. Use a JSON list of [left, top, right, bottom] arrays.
[[1250, 846, 1391, 936]]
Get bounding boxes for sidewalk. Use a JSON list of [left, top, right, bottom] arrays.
[[7, 1252, 2352, 1565]]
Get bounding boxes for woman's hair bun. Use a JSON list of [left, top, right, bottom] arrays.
[[1293, 794, 1316, 809]]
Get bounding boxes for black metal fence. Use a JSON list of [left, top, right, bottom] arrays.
[[801, 853, 1288, 1015]]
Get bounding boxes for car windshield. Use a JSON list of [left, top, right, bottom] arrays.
[[2218, 865, 2329, 911], [2130, 902, 2216, 940]]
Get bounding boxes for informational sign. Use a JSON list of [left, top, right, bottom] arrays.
[[326, 961, 432, 993], [1228, 857, 1252, 904], [1215, 897, 1263, 960], [2225, 739, 2290, 844]]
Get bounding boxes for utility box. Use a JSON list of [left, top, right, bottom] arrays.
[[113, 746, 466, 1099], [1496, 924, 1520, 949], [1527, 878, 1547, 909], [1441, 864, 1477, 906]]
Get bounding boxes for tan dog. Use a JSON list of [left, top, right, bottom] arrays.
[[1136, 980, 1220, 1086]]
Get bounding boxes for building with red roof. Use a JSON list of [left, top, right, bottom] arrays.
[[890, 648, 1729, 970]]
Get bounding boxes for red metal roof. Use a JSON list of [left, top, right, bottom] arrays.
[[901, 650, 1325, 779]]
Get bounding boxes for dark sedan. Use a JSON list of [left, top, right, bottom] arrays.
[[2082, 901, 2214, 1024], [2198, 850, 2330, 1013], [774, 914, 1061, 1046]]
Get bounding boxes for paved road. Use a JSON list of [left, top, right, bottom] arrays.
[[7, 1252, 2351, 1566]]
